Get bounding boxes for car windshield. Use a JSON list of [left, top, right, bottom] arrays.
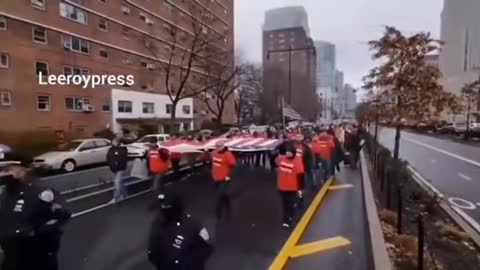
[[56, 141, 82, 151], [137, 136, 156, 143]]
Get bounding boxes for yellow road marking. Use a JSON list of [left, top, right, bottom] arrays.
[[328, 184, 354, 191], [269, 177, 334, 270], [290, 236, 351, 258]]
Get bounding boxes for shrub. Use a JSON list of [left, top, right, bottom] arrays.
[[380, 209, 398, 226]]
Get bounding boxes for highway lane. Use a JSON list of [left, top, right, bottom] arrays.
[[378, 128, 480, 229]]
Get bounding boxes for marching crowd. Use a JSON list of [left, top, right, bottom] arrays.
[[0, 123, 363, 270]]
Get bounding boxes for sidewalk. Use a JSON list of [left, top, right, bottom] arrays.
[[271, 166, 374, 270]]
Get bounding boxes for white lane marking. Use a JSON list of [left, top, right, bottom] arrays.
[[451, 206, 480, 234], [448, 197, 476, 210], [403, 137, 480, 168], [407, 165, 444, 198], [458, 173, 473, 182], [40, 165, 109, 181]]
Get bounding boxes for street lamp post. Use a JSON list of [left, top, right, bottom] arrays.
[[266, 46, 316, 105]]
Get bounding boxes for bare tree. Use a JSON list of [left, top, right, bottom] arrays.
[[461, 78, 480, 139], [364, 26, 459, 159], [146, 1, 228, 131], [198, 55, 241, 126], [235, 63, 263, 125]]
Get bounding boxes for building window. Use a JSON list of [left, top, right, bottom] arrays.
[[65, 97, 91, 111], [278, 33, 285, 38], [64, 66, 89, 76], [182, 105, 191, 114], [166, 104, 172, 114], [144, 39, 152, 49], [224, 38, 228, 44], [31, 0, 46, 10], [37, 95, 51, 111], [63, 36, 89, 54], [121, 4, 130, 15], [0, 90, 11, 107], [0, 53, 9, 68], [278, 39, 285, 44], [59, 2, 87, 24], [118, 100, 132, 113], [122, 54, 133, 64], [99, 48, 108, 58], [142, 102, 154, 113], [140, 61, 148, 68], [102, 100, 111, 112], [35, 61, 49, 76], [98, 18, 108, 31], [32, 27, 47, 44], [0, 16, 6, 30], [122, 27, 129, 39]]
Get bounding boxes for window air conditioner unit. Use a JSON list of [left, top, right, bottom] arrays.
[[121, 6, 130, 14], [147, 63, 155, 70], [82, 104, 95, 112], [146, 18, 154, 25], [63, 40, 71, 50]]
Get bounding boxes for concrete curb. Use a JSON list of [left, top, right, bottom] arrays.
[[360, 149, 393, 270]]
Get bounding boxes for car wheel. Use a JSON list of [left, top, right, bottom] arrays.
[[62, 159, 76, 173]]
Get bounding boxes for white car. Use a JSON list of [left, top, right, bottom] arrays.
[[32, 138, 112, 172], [127, 134, 171, 157]]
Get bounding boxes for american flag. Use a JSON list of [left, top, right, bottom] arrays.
[[283, 102, 302, 120], [161, 135, 283, 153]]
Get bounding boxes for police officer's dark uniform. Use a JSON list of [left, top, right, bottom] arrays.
[[148, 193, 213, 270], [0, 151, 71, 270]]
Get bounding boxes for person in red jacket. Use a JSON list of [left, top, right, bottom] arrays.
[[211, 143, 236, 221], [312, 132, 335, 182], [148, 143, 171, 194], [277, 142, 304, 228]]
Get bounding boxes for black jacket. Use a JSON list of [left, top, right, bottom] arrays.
[[0, 176, 71, 270], [301, 143, 315, 171], [106, 146, 128, 172], [148, 214, 212, 270]]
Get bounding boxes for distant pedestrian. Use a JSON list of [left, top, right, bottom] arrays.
[[301, 136, 315, 191], [107, 139, 129, 203], [148, 142, 171, 194], [148, 193, 212, 270]]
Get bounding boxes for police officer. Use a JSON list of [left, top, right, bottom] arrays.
[[148, 193, 213, 270], [0, 150, 71, 270]]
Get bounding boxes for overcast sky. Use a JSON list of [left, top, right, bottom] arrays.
[[234, 0, 444, 89]]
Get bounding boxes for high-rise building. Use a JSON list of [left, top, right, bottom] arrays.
[[0, 0, 234, 137], [262, 6, 316, 120], [263, 6, 309, 35], [439, 0, 480, 120], [315, 41, 336, 89]]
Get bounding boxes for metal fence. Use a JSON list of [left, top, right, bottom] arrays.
[[364, 136, 480, 270]]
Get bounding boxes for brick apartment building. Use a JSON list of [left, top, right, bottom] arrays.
[[262, 26, 317, 118], [0, 0, 234, 138]]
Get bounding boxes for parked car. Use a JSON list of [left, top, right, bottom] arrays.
[[434, 122, 455, 134], [32, 138, 112, 172], [453, 122, 480, 136], [126, 134, 171, 158]]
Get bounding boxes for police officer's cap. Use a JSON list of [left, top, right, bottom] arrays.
[[156, 193, 184, 211], [0, 145, 28, 169]]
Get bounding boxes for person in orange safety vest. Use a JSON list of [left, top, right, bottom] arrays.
[[277, 142, 304, 228], [148, 143, 171, 194], [312, 132, 335, 182], [211, 143, 236, 221]]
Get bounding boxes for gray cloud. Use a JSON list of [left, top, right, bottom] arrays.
[[235, 0, 443, 88]]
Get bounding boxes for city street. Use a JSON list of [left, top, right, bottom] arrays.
[[378, 128, 480, 232]]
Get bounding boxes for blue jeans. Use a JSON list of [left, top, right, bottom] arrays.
[[318, 158, 331, 182], [305, 170, 315, 190], [113, 170, 126, 199]]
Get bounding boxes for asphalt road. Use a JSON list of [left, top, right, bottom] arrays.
[[378, 128, 480, 231], [58, 166, 296, 270]]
